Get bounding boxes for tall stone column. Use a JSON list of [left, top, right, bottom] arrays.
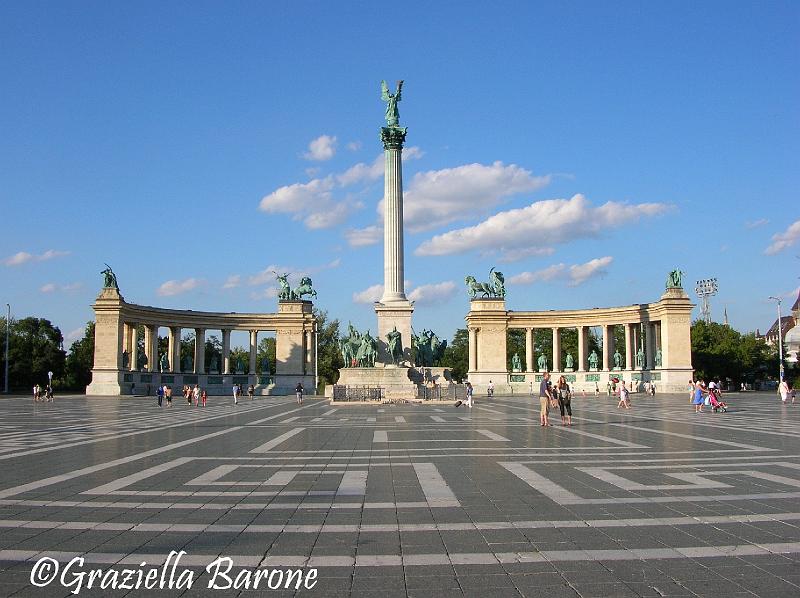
[[624, 323, 634, 370], [168, 327, 179, 373], [131, 325, 139, 371], [552, 327, 561, 372], [645, 323, 656, 369], [144, 325, 155, 372], [468, 328, 478, 372], [249, 330, 258, 374], [222, 329, 231, 374], [194, 328, 205, 374], [375, 119, 413, 364], [525, 328, 534, 372], [602, 325, 612, 370], [577, 326, 587, 371], [305, 329, 314, 375]]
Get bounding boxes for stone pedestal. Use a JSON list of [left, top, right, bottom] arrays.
[[374, 301, 414, 365], [333, 365, 418, 401]]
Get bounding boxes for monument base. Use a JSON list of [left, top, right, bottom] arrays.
[[374, 301, 414, 365], [333, 365, 419, 401]]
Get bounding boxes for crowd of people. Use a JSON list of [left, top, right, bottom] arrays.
[[32, 383, 54, 402]]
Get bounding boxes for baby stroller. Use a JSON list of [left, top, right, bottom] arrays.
[[709, 390, 727, 413]]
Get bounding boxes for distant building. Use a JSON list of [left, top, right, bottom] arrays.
[[783, 292, 800, 364]]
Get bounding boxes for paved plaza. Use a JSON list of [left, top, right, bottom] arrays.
[[0, 391, 799, 597]]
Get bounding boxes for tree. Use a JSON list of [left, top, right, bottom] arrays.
[[63, 321, 95, 389], [691, 320, 778, 385], [441, 328, 468, 382], [315, 308, 344, 393], [4, 317, 66, 390], [257, 337, 276, 375]]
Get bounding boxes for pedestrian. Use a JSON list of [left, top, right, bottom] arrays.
[[193, 384, 200, 406], [692, 381, 706, 413], [595, 383, 599, 396], [538, 372, 552, 426], [644, 381, 651, 395], [295, 381, 304, 405], [186, 384, 192, 405], [606, 381, 612, 397], [465, 381, 474, 407], [32, 384, 39, 402], [487, 380, 494, 398], [617, 380, 630, 409], [165, 385, 172, 407], [790, 383, 796, 404], [779, 378, 789, 404], [248, 384, 255, 400], [45, 384, 53, 401], [156, 384, 163, 407], [557, 375, 572, 426], [232, 383, 239, 405], [688, 379, 696, 403], [201, 388, 207, 407]]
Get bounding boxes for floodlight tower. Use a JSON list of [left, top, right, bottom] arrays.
[[695, 278, 718, 324]]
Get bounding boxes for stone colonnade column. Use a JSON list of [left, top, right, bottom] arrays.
[[143, 325, 155, 372], [577, 326, 587, 371], [552, 327, 561, 371], [602, 325, 612, 370], [305, 329, 314, 375], [468, 328, 478, 372], [168, 327, 179, 373], [249, 330, 258, 374], [645, 323, 655, 369], [194, 328, 205, 374], [123, 324, 133, 370], [131, 325, 139, 371], [525, 328, 534, 372], [624, 324, 634, 370], [222, 330, 231, 374]]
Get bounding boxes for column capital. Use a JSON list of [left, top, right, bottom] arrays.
[[381, 126, 407, 149]]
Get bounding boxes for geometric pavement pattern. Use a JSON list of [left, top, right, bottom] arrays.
[[0, 391, 799, 597]]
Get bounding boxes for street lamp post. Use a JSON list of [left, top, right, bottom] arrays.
[[768, 296, 784, 383], [4, 303, 9, 394]]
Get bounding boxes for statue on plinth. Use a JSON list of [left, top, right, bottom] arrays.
[[613, 350, 622, 369], [137, 351, 148, 371], [182, 354, 192, 373], [386, 327, 403, 365], [565, 353, 574, 370], [636, 348, 645, 369], [654, 348, 663, 367], [465, 267, 506, 299], [381, 80, 403, 127], [340, 322, 362, 368], [537, 353, 548, 372], [209, 355, 219, 373], [588, 350, 599, 370], [160, 353, 169, 373], [356, 331, 377, 368], [511, 353, 522, 372], [122, 350, 129, 369], [275, 272, 296, 301], [666, 269, 684, 289], [261, 356, 270, 374], [100, 264, 119, 290], [292, 276, 317, 300], [236, 357, 245, 374]]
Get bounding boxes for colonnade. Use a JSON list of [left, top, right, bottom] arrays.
[[87, 287, 317, 396], [465, 287, 694, 393]]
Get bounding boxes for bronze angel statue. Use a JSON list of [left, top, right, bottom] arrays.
[[381, 80, 404, 127]]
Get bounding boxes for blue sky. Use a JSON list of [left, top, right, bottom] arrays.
[[1, 1, 798, 348]]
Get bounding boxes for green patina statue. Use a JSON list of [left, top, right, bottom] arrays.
[[465, 267, 506, 299], [101, 264, 119, 290], [386, 327, 403, 365], [537, 353, 548, 372], [381, 80, 403, 127], [588, 350, 599, 370], [654, 348, 663, 367], [182, 354, 192, 372], [160, 353, 169, 373], [137, 351, 148, 371], [413, 329, 447, 367], [613, 350, 623, 368], [636, 348, 645, 369], [666, 269, 684, 289], [122, 350, 129, 369], [511, 353, 522, 371], [565, 353, 574, 369], [292, 276, 317, 300]]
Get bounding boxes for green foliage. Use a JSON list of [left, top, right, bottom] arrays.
[[1, 317, 66, 390], [314, 308, 344, 393], [257, 337, 276, 375], [63, 321, 95, 389], [691, 320, 778, 383], [441, 328, 468, 382]]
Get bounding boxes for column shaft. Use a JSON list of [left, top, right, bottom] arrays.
[[222, 330, 231, 374], [131, 325, 139, 371], [577, 326, 587, 371], [525, 328, 534, 372], [167, 327, 177, 373], [380, 147, 407, 302], [645, 323, 655, 369], [249, 330, 258, 374], [624, 324, 634, 370], [602, 325, 612, 370], [552, 327, 561, 372], [143, 326, 154, 372], [194, 328, 205, 374]]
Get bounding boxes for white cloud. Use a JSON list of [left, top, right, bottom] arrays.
[[568, 256, 613, 286], [408, 281, 457, 305], [4, 249, 69, 266], [346, 141, 362, 151], [222, 275, 241, 289], [386, 161, 550, 233], [250, 287, 278, 300], [303, 135, 337, 161], [765, 219, 800, 255], [353, 284, 384, 304], [40, 282, 82, 294], [245, 259, 340, 288], [304, 202, 351, 229], [509, 257, 613, 287], [745, 218, 769, 229], [337, 155, 384, 186], [345, 225, 383, 247], [415, 194, 670, 259], [157, 278, 205, 297], [259, 176, 335, 215], [64, 328, 85, 345], [497, 247, 556, 263]]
